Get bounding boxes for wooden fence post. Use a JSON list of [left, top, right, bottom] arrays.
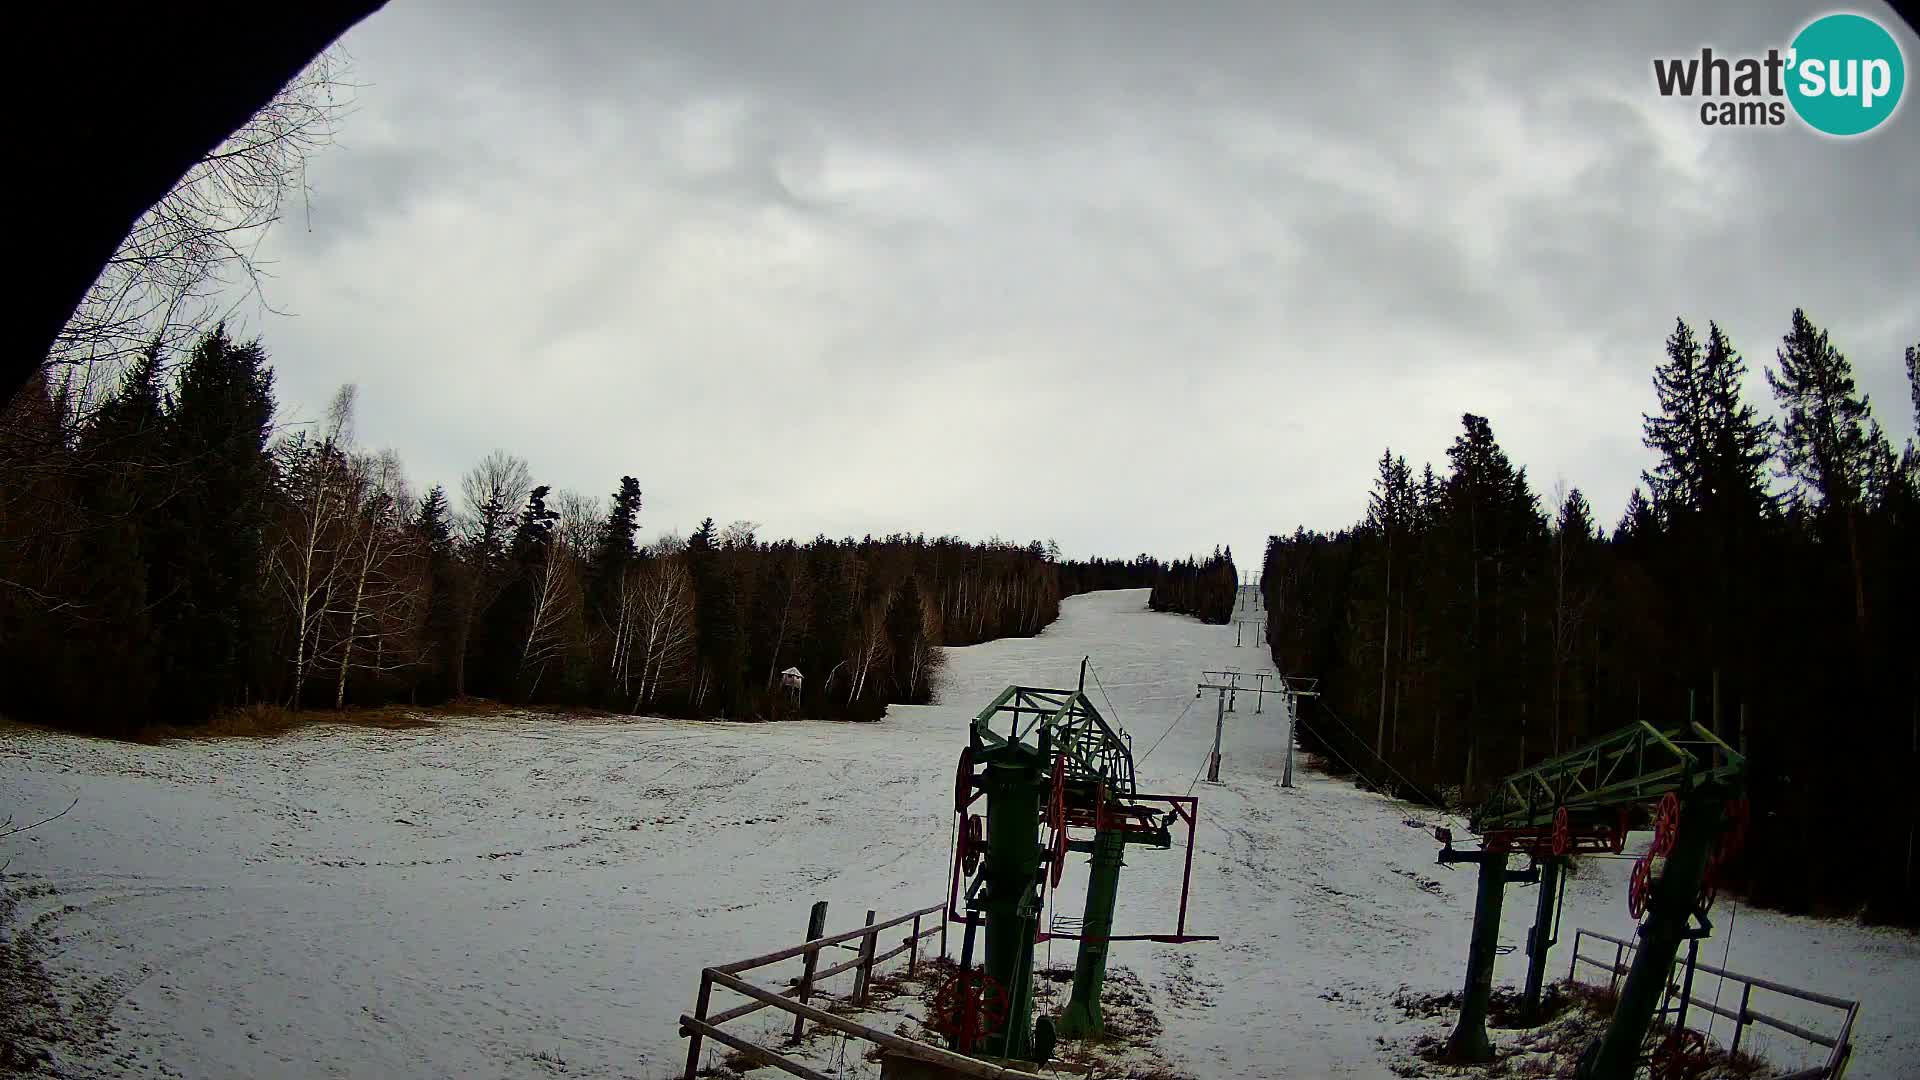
[[853, 909, 878, 1004], [790, 900, 829, 1044], [908, 912, 922, 974], [683, 970, 714, 1080]]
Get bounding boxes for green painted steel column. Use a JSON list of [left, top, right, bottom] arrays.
[[1522, 857, 1562, 1023], [981, 755, 1043, 1061], [1446, 851, 1510, 1063], [1057, 827, 1127, 1038], [1579, 796, 1725, 1080]]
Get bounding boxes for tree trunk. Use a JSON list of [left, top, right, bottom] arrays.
[[1377, 537, 1392, 758]]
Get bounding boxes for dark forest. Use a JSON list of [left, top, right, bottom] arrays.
[[1262, 311, 1918, 925], [0, 328, 1188, 733]]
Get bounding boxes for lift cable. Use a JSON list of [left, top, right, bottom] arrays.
[[1707, 896, 1741, 1043], [1137, 694, 1199, 766], [1304, 697, 1447, 811], [1088, 661, 1125, 736]]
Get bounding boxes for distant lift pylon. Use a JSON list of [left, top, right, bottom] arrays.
[[942, 659, 1215, 1064]]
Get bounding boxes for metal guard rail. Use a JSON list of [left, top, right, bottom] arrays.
[[679, 901, 1049, 1080], [1567, 927, 1859, 1079]]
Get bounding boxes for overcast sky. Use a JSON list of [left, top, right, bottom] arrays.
[[237, 1, 1920, 571]]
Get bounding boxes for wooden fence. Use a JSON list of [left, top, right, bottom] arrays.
[[679, 900, 1049, 1080], [1567, 927, 1859, 1079]]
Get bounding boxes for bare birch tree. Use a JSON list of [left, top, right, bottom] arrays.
[[269, 385, 355, 708], [519, 517, 584, 698], [50, 51, 358, 415], [329, 450, 417, 708], [452, 450, 532, 697], [847, 601, 890, 704], [631, 556, 696, 710]]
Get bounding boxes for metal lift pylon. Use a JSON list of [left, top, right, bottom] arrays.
[[1431, 720, 1746, 1076], [943, 662, 1216, 1063]]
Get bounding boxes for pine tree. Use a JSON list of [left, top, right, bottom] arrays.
[[1640, 318, 1775, 693], [1767, 309, 1884, 637], [476, 485, 558, 700], [1614, 487, 1659, 545], [686, 517, 743, 715], [414, 485, 460, 701], [587, 476, 641, 622], [150, 326, 278, 721], [61, 358, 166, 724], [1440, 413, 1542, 791], [1767, 310, 1877, 512], [804, 541, 850, 716], [887, 575, 929, 703], [1908, 344, 1919, 426]]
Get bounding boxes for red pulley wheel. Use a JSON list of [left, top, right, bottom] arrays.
[[960, 814, 984, 876], [954, 746, 975, 815], [1048, 755, 1067, 835], [1652, 792, 1681, 857], [932, 970, 1009, 1052], [1552, 806, 1571, 856], [1628, 853, 1654, 919], [1050, 813, 1069, 888]]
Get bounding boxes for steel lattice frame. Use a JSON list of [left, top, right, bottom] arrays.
[[970, 685, 1139, 801], [1471, 721, 1746, 835]]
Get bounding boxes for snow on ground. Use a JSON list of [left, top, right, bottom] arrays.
[[2, 589, 1915, 1079]]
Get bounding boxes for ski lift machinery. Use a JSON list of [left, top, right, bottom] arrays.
[[937, 660, 1216, 1065]]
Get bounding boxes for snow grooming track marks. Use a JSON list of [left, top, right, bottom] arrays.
[[2, 588, 1917, 1079]]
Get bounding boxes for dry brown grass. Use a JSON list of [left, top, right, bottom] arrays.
[[134, 701, 438, 742], [129, 697, 630, 743]]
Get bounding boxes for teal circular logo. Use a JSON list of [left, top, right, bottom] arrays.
[[1787, 13, 1906, 136]]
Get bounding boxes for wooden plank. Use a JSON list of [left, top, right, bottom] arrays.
[[703, 982, 796, 1027], [716, 903, 943, 976], [815, 951, 866, 982], [707, 970, 1049, 1080], [853, 910, 878, 1004], [679, 1016, 835, 1080], [683, 972, 713, 1080], [791, 901, 829, 1043]]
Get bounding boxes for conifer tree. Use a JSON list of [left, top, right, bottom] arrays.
[[414, 485, 460, 701], [1767, 309, 1883, 636], [150, 325, 278, 721]]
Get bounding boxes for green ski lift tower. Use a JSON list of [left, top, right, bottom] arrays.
[[936, 661, 1214, 1065]]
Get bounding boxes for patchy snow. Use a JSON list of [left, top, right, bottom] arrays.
[[2, 589, 1915, 1079]]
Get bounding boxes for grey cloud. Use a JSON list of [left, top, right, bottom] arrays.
[[243, 0, 1919, 567]]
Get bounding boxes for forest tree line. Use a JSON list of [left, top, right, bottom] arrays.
[[0, 327, 1184, 733], [1261, 310, 1919, 924], [1147, 548, 1240, 624]]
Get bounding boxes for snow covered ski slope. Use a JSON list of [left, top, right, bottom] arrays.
[[2, 589, 1915, 1078]]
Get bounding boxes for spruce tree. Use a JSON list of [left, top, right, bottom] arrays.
[[685, 517, 743, 715], [68, 354, 168, 722], [150, 326, 278, 721], [414, 485, 460, 701], [1767, 310, 1877, 512], [887, 575, 927, 703], [1767, 310, 1884, 637], [587, 476, 641, 622], [803, 541, 849, 717], [477, 485, 557, 700]]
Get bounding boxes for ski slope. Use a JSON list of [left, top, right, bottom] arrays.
[[2, 589, 1914, 1079]]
